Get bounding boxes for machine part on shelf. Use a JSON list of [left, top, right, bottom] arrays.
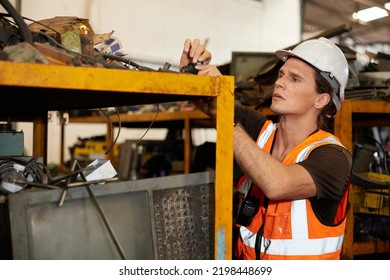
[[60, 30, 82, 54], [100, 52, 156, 71], [0, 123, 24, 157], [160, 62, 172, 71], [2, 41, 49, 63], [33, 42, 75, 65], [180, 62, 203, 74]]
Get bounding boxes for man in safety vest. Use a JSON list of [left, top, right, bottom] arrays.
[[180, 37, 352, 260]]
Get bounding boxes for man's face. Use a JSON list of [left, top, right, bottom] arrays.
[[271, 58, 318, 117]]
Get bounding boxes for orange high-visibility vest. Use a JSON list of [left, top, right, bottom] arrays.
[[235, 121, 349, 260]]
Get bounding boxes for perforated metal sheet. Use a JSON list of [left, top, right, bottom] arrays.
[[153, 183, 214, 259]]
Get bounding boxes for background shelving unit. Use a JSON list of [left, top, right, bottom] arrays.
[[66, 109, 212, 174], [334, 99, 390, 259]]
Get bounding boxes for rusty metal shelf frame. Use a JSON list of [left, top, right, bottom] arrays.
[[0, 60, 235, 259], [334, 99, 390, 259]]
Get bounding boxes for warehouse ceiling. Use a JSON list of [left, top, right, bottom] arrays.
[[303, 0, 390, 45]]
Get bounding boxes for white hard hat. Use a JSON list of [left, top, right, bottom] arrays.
[[275, 37, 349, 113]]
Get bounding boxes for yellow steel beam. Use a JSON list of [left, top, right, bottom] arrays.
[[0, 61, 220, 97], [214, 76, 235, 259]]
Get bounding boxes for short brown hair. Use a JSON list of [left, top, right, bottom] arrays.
[[314, 71, 337, 130]]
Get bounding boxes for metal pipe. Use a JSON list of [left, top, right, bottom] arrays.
[[58, 160, 78, 207], [12, 177, 118, 189]]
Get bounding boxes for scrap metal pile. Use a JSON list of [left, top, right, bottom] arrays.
[[0, 0, 185, 73], [0, 14, 167, 71]]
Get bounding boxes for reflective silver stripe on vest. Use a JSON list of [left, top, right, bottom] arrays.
[[260, 235, 344, 256], [257, 122, 277, 149], [291, 199, 308, 239], [240, 226, 257, 248], [291, 136, 342, 240], [296, 136, 342, 162], [240, 217, 345, 255]]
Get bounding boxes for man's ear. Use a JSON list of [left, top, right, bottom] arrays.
[[314, 93, 331, 110]]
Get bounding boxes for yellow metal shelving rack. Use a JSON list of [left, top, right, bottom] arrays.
[[0, 60, 235, 259]]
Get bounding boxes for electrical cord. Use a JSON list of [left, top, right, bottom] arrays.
[[0, 156, 51, 185], [370, 135, 389, 175], [98, 108, 122, 155], [0, 0, 32, 44], [136, 103, 160, 144]]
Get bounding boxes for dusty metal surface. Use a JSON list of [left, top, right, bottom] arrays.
[[8, 171, 215, 259]]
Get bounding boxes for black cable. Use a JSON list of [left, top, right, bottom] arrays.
[[0, 0, 32, 43], [370, 135, 389, 175], [0, 156, 50, 185], [109, 107, 122, 154], [98, 109, 114, 155], [21, 15, 60, 34], [136, 103, 159, 144], [0, 13, 59, 35], [100, 52, 156, 71]]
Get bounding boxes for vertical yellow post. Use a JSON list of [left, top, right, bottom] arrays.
[[33, 112, 48, 165], [184, 117, 191, 174], [214, 76, 235, 259]]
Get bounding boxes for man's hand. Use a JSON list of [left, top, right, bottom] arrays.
[[180, 39, 212, 70]]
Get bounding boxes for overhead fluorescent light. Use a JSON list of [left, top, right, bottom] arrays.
[[352, 6, 388, 22], [385, 2, 390, 10]]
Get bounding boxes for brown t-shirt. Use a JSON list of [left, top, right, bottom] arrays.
[[235, 106, 351, 225]]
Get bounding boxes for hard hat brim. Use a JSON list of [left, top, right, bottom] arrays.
[[275, 50, 313, 68]]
